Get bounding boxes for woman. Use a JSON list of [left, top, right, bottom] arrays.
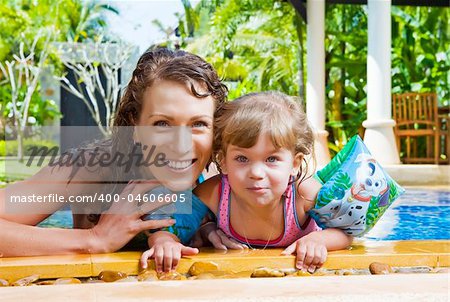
[[0, 48, 228, 257]]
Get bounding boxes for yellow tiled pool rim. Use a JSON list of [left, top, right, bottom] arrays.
[[1, 240, 449, 281]]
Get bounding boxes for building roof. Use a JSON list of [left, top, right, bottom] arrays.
[[290, 0, 449, 23]]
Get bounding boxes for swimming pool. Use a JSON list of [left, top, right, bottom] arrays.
[[364, 188, 450, 240], [39, 188, 450, 241]]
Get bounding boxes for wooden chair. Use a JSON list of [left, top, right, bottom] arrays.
[[392, 93, 440, 164], [438, 110, 450, 164]]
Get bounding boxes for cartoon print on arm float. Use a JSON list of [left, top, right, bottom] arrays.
[[309, 136, 404, 236]]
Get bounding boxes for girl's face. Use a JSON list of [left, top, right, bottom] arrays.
[[136, 79, 215, 191], [222, 133, 302, 207]]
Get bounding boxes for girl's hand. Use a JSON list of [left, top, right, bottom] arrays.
[[140, 239, 198, 272], [281, 235, 328, 273], [89, 180, 175, 253], [195, 222, 248, 250]]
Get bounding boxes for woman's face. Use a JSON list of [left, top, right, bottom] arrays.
[[136, 79, 215, 191]]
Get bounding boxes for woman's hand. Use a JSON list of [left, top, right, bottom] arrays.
[[192, 222, 248, 250], [88, 180, 175, 253], [140, 231, 198, 272], [281, 234, 328, 273]]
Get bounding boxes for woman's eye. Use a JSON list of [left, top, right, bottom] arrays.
[[153, 120, 170, 127], [267, 156, 278, 163], [235, 155, 248, 163], [192, 121, 208, 128]]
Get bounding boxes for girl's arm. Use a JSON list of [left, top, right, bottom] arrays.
[[298, 227, 353, 251], [193, 174, 221, 213], [140, 231, 199, 272], [285, 176, 352, 272], [296, 176, 323, 212], [193, 175, 247, 250], [282, 227, 352, 273]]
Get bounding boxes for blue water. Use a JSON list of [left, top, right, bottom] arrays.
[[38, 210, 73, 229], [39, 189, 450, 240], [364, 189, 450, 240]]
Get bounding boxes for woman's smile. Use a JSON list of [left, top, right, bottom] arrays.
[[138, 79, 215, 191], [165, 158, 197, 173]]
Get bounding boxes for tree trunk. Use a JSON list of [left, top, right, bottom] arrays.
[[17, 128, 24, 163]]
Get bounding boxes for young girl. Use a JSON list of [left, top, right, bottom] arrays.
[[142, 91, 352, 273]]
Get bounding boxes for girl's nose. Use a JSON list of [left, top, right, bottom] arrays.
[[249, 163, 264, 179]]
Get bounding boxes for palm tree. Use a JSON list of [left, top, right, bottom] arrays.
[[59, 0, 119, 42], [184, 0, 304, 99]]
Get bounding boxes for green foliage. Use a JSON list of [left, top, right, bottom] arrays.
[[324, 5, 449, 155], [0, 85, 61, 134], [317, 135, 357, 183], [184, 0, 302, 97], [0, 4, 31, 61], [0, 139, 57, 157], [0, 0, 117, 142], [324, 5, 369, 152], [172, 1, 449, 156], [391, 6, 450, 105]]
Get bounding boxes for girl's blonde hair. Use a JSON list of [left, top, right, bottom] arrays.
[[213, 91, 315, 182]]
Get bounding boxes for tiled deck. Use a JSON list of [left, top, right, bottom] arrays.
[[1, 274, 448, 302]]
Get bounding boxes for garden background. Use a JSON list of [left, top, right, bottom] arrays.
[[0, 0, 449, 185]]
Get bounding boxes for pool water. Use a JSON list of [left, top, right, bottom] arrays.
[[39, 189, 450, 241], [39, 209, 73, 229], [364, 188, 450, 240]]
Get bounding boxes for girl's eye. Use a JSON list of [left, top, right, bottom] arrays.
[[192, 121, 208, 128], [267, 156, 278, 163], [153, 120, 170, 127], [235, 155, 248, 163]]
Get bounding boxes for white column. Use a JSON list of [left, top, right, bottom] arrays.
[[306, 0, 330, 168], [363, 0, 400, 164]]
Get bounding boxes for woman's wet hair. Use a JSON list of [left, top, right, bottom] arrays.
[[213, 91, 315, 184], [68, 48, 228, 190], [114, 47, 228, 127]]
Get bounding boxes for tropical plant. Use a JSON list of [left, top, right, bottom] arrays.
[[158, 1, 450, 157], [56, 41, 135, 136], [324, 5, 368, 152], [0, 0, 119, 149], [184, 0, 305, 100], [0, 29, 55, 161], [391, 6, 449, 106]]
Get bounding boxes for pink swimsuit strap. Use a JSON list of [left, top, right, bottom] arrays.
[[216, 175, 320, 247]]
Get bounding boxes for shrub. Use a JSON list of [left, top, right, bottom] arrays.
[[0, 139, 58, 157]]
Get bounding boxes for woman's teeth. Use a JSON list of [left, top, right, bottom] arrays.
[[167, 160, 193, 170]]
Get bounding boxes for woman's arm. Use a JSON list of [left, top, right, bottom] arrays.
[[0, 166, 174, 257], [0, 218, 99, 256]]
